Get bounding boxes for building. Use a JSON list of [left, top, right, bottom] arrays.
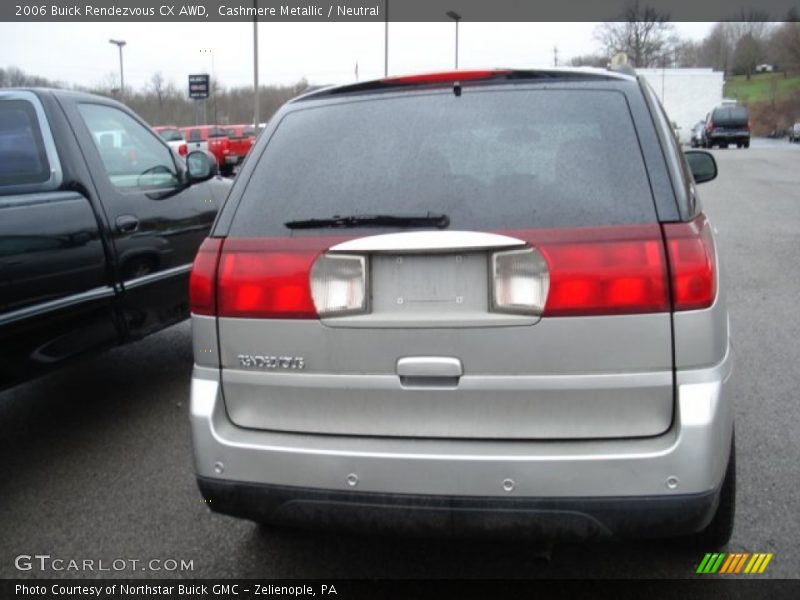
[[638, 68, 724, 144]]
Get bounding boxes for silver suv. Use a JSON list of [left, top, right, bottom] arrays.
[[189, 68, 734, 546]]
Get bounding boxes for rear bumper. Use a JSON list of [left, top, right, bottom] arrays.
[[190, 350, 733, 538], [197, 477, 720, 540], [708, 132, 749, 141]]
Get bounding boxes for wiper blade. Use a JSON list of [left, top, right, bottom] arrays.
[[285, 213, 450, 230]]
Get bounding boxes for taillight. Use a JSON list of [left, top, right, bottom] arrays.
[[706, 121, 715, 132], [663, 215, 717, 311], [189, 238, 223, 316], [491, 248, 549, 315], [214, 237, 350, 319], [178, 143, 188, 156], [506, 224, 670, 316], [310, 254, 367, 316]]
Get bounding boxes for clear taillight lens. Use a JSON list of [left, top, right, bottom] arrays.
[[310, 254, 367, 317], [491, 248, 549, 315]]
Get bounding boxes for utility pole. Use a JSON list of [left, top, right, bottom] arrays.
[[253, 0, 260, 128], [108, 39, 126, 94], [384, 0, 389, 77], [446, 11, 462, 69], [553, 46, 559, 67]]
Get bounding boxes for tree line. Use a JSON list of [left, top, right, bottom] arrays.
[[0, 65, 308, 127], [570, 1, 800, 79]]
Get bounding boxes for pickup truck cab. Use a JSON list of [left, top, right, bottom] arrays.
[[0, 89, 231, 390]]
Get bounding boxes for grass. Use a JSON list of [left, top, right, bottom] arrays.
[[724, 72, 800, 105]]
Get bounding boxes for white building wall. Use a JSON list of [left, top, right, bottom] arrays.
[[638, 69, 724, 144]]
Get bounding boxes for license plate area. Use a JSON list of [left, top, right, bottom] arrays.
[[320, 252, 539, 328], [373, 253, 486, 315]]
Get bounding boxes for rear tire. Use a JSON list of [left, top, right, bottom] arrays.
[[687, 435, 736, 549], [744, 140, 750, 148]]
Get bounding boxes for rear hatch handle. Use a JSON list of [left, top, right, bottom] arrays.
[[397, 356, 462, 388]]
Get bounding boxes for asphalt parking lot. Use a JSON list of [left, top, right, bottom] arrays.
[[1, 140, 799, 579]]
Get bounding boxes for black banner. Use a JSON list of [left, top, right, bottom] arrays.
[[2, 0, 800, 22], [3, 579, 800, 600]]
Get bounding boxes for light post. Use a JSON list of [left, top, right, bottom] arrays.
[[200, 48, 217, 124], [108, 39, 126, 94], [384, 0, 389, 77], [445, 11, 461, 69], [253, 0, 260, 128]]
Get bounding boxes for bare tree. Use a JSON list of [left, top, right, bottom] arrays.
[[594, 1, 675, 68], [149, 72, 166, 111], [733, 33, 765, 80]]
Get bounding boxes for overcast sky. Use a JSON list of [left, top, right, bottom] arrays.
[[1, 22, 714, 90]]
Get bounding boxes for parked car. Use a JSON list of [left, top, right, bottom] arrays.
[[690, 120, 706, 147], [0, 89, 231, 390], [181, 125, 240, 177], [153, 125, 188, 157], [704, 104, 750, 149], [788, 123, 800, 143], [190, 68, 733, 546]]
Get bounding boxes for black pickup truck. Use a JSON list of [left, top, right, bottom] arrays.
[[0, 89, 230, 390]]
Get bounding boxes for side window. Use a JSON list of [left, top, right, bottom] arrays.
[[0, 99, 50, 186], [78, 103, 178, 190], [187, 129, 202, 142]]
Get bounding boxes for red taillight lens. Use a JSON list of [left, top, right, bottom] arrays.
[[663, 215, 717, 311], [529, 225, 669, 316], [215, 238, 348, 319], [178, 143, 188, 156], [706, 121, 715, 132], [383, 70, 512, 85], [189, 238, 223, 316]]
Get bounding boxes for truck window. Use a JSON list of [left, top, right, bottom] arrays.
[[78, 104, 179, 190], [0, 99, 50, 187]]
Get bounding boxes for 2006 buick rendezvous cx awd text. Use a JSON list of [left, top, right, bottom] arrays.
[[187, 68, 734, 546]]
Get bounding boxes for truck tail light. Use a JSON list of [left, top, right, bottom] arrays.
[[662, 215, 717, 311], [310, 254, 367, 316], [491, 248, 549, 315], [178, 143, 188, 156]]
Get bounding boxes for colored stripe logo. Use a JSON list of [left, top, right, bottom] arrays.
[[696, 552, 773, 574]]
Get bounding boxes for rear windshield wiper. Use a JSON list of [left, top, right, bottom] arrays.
[[285, 213, 450, 230]]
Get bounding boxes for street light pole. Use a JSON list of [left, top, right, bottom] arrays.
[[200, 48, 217, 124], [108, 39, 126, 94], [384, 0, 389, 77], [445, 11, 461, 70], [254, 0, 260, 128]]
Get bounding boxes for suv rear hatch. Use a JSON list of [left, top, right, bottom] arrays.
[[710, 106, 749, 133], [202, 83, 689, 440]]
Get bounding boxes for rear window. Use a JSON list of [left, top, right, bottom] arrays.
[[0, 99, 50, 186], [158, 128, 183, 142], [712, 106, 748, 125], [230, 88, 657, 236], [187, 129, 204, 142]]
